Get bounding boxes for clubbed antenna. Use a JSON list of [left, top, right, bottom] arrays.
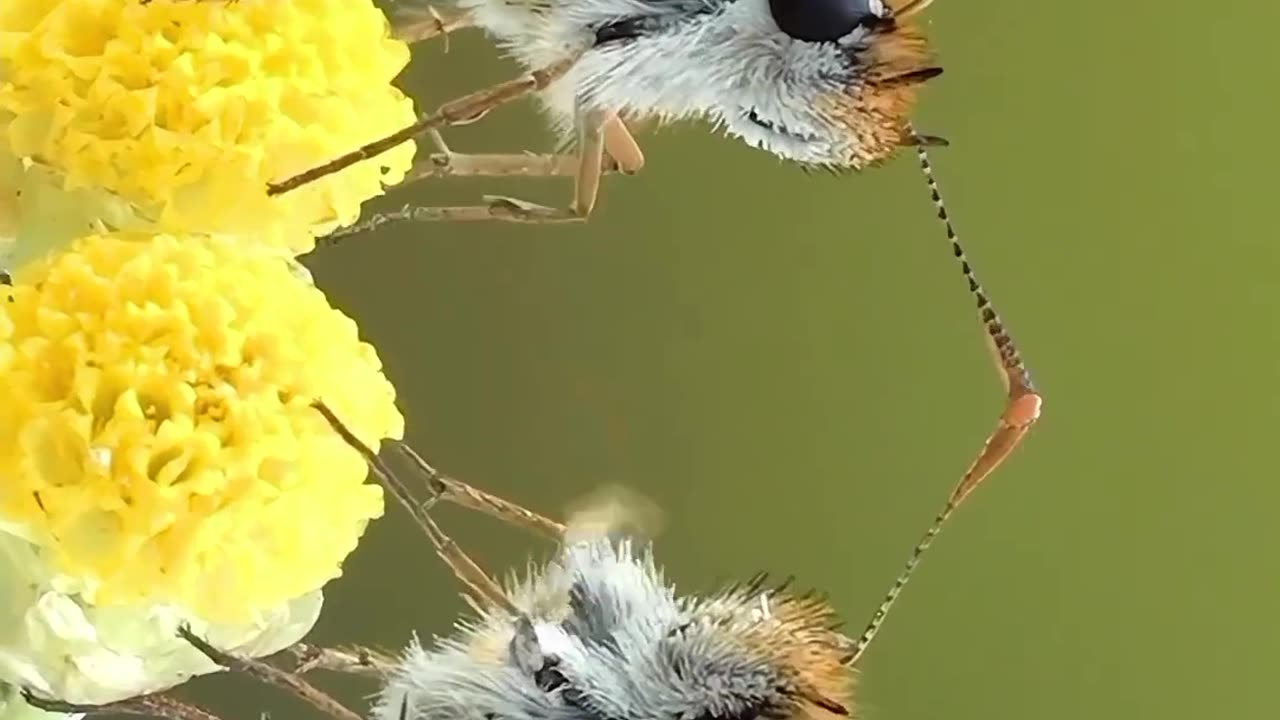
[[843, 129, 1043, 666]]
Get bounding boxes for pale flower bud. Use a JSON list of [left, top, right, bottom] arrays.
[[0, 529, 322, 712]]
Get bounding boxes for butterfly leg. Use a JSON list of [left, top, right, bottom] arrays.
[[287, 643, 399, 677], [602, 114, 646, 175], [411, 150, 620, 181], [265, 58, 655, 230], [389, 4, 474, 44], [177, 627, 362, 720], [413, 113, 641, 182], [311, 402, 520, 612], [318, 109, 644, 238], [21, 690, 221, 720], [268, 56, 580, 197], [388, 441, 564, 539]]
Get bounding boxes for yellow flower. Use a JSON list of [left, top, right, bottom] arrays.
[[0, 0, 418, 254], [0, 231, 404, 623]]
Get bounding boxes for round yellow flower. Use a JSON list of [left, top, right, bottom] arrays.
[[0, 231, 404, 623], [0, 0, 418, 254]]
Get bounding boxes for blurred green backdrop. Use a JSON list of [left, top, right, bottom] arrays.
[[188, 2, 1280, 719]]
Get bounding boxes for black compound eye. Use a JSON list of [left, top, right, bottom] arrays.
[[768, 0, 889, 43], [746, 109, 778, 133], [534, 659, 568, 692]]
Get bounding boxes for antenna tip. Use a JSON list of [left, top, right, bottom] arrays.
[[1004, 392, 1042, 429]]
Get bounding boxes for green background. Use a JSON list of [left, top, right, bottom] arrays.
[[194, 2, 1280, 719]]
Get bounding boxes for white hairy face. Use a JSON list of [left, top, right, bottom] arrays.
[[453, 0, 936, 168]]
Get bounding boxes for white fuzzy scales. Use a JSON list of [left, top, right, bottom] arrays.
[[373, 538, 796, 720]]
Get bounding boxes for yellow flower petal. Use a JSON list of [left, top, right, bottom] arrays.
[[0, 0, 418, 254], [0, 231, 404, 622]]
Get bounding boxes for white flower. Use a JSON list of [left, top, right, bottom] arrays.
[[0, 685, 70, 720], [0, 153, 150, 272], [0, 529, 322, 714]]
